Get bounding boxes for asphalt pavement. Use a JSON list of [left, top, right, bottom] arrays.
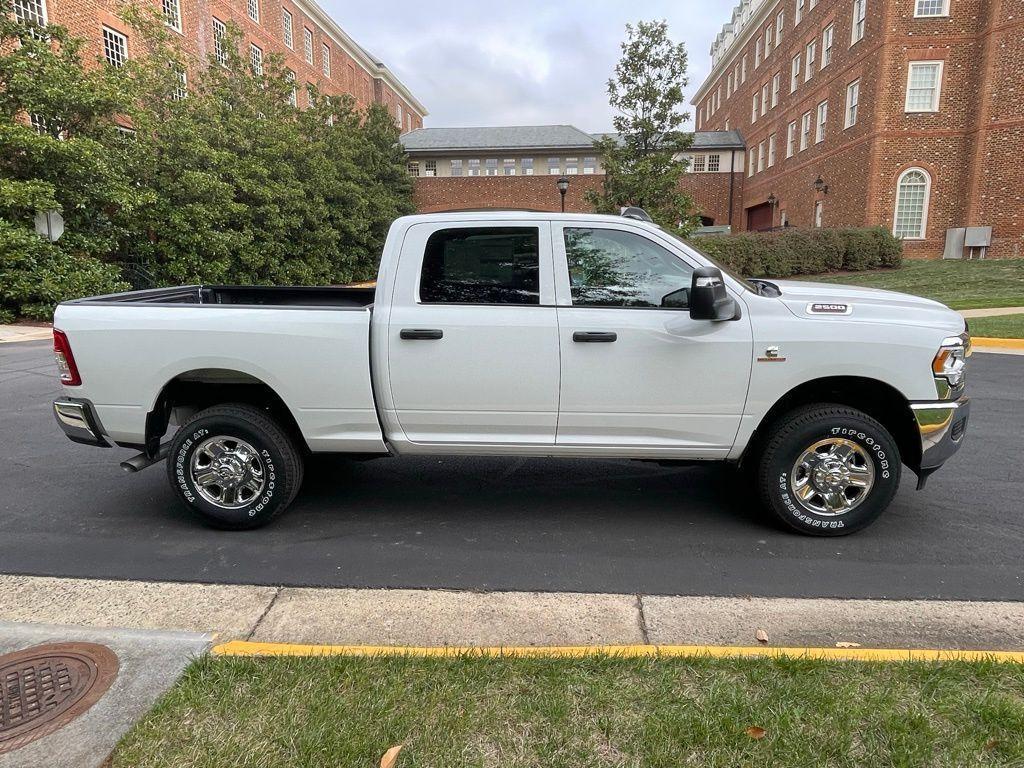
[[1, 340, 1021, 600]]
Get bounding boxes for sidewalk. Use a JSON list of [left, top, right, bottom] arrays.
[[0, 324, 52, 344]]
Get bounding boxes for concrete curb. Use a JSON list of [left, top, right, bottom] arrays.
[[0, 325, 52, 343], [972, 336, 1024, 351]]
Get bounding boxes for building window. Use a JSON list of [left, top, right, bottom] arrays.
[[742, 55, 748, 82], [450, 159, 463, 177], [734, 63, 741, 89], [484, 158, 498, 176], [755, 38, 762, 67], [692, 154, 707, 173], [407, 161, 420, 177], [282, 8, 293, 48], [322, 43, 330, 77], [816, 100, 828, 143], [805, 41, 816, 81], [822, 24, 834, 67], [796, 0, 805, 24], [250, 43, 263, 75], [212, 18, 227, 66], [522, 158, 534, 176], [162, 0, 181, 32], [915, 0, 949, 15], [707, 154, 721, 172], [247, 0, 259, 23], [787, 120, 797, 157], [768, 134, 777, 167], [548, 157, 561, 175], [845, 79, 860, 127], [467, 159, 481, 176], [286, 69, 297, 106], [852, 0, 866, 44], [583, 156, 597, 174], [764, 26, 772, 54], [906, 61, 943, 112], [776, 9, 784, 41], [761, 83, 769, 115], [772, 73, 780, 107], [748, 149, 756, 176], [814, 200, 824, 228], [565, 157, 579, 175], [171, 66, 187, 99], [304, 28, 313, 65], [791, 54, 801, 92], [751, 92, 758, 122], [13, 0, 48, 29], [101, 26, 127, 67], [424, 160, 437, 177], [800, 110, 812, 150], [758, 141, 766, 172], [893, 169, 930, 239], [30, 113, 47, 134], [501, 158, 515, 176]]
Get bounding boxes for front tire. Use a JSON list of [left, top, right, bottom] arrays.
[[167, 404, 304, 530], [756, 404, 901, 536]]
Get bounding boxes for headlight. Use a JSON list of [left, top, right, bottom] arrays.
[[932, 333, 970, 397]]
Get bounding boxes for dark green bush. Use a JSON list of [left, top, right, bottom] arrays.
[[690, 227, 902, 278]]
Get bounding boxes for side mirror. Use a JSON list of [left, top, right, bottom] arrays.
[[689, 267, 739, 321]]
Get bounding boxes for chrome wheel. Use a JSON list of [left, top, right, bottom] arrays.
[[189, 435, 266, 509], [789, 438, 875, 516]]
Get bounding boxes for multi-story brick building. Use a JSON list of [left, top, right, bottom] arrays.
[[404, 125, 747, 225], [691, 0, 1023, 258], [13, 0, 425, 129]]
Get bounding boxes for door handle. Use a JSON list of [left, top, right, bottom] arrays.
[[573, 331, 617, 343], [400, 328, 444, 340]]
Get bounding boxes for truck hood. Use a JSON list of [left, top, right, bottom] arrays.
[[772, 280, 967, 333]]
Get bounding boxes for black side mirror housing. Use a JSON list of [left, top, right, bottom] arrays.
[[689, 266, 739, 321]]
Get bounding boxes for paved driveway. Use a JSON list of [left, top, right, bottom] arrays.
[[1, 340, 1021, 600]]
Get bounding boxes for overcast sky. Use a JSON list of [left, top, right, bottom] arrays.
[[321, 0, 731, 132]]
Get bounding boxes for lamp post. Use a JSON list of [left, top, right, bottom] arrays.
[[556, 176, 570, 212], [767, 192, 778, 229], [813, 175, 829, 195]]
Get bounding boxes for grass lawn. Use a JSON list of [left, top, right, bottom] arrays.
[[807, 259, 1024, 310], [112, 654, 1024, 768], [966, 313, 1024, 339]]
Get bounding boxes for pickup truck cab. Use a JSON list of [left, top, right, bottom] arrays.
[[52, 210, 971, 535]]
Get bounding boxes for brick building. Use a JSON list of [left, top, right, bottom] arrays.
[[13, 0, 425, 129], [692, 0, 1023, 258], [404, 125, 746, 225]]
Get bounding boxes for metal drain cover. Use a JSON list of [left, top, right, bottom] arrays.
[[0, 642, 118, 754]]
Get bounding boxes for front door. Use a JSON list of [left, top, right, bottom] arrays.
[[385, 222, 560, 446], [553, 223, 753, 457]]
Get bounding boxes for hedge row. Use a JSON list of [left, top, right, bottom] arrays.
[[690, 227, 902, 279]]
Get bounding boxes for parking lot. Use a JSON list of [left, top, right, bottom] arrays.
[[1, 339, 1021, 600]]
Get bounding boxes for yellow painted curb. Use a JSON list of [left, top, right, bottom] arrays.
[[972, 337, 1024, 350], [213, 641, 1024, 664]]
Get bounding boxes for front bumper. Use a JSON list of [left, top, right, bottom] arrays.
[[912, 396, 969, 473], [54, 398, 110, 448]]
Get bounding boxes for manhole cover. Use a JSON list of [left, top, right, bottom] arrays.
[[0, 642, 118, 755]]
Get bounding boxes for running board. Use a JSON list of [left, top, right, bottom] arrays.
[[121, 443, 171, 473]]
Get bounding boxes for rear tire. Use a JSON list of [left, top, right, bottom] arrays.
[[167, 404, 304, 530], [755, 404, 901, 536]]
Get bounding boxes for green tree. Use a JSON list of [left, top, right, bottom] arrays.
[[587, 20, 699, 233], [0, 0, 133, 319]]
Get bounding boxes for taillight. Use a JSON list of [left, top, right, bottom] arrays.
[[53, 329, 82, 386]]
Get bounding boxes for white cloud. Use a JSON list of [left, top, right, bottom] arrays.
[[321, 0, 734, 131]]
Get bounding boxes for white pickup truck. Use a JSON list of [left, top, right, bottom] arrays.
[[52, 210, 971, 536]]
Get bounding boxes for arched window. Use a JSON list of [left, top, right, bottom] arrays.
[[893, 168, 931, 239]]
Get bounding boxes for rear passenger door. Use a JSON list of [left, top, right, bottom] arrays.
[[384, 221, 560, 447]]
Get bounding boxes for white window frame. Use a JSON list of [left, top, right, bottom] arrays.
[[469, 159, 482, 177], [708, 154, 721, 172], [852, 0, 866, 44], [547, 157, 561, 175], [752, 92, 759, 122], [742, 55, 748, 82], [450, 159, 463, 177], [805, 40, 816, 81], [764, 26, 772, 54], [755, 38, 762, 67], [800, 110, 812, 150], [101, 26, 128, 67], [212, 18, 227, 66], [768, 134, 777, 167], [845, 79, 860, 127], [796, 0, 805, 24], [822, 24, 834, 68], [772, 72, 780, 107], [162, 0, 181, 32], [171, 65, 187, 99], [776, 10, 784, 42], [914, 0, 949, 16], [758, 141, 766, 172], [407, 161, 420, 178], [424, 160, 437, 177], [13, 0, 48, 28], [247, 0, 259, 23], [893, 168, 932, 239], [522, 158, 534, 176], [322, 43, 330, 77], [761, 83, 769, 115], [905, 60, 943, 112], [787, 120, 797, 157], [816, 100, 828, 143], [791, 53, 801, 92], [282, 8, 293, 48], [749, 148, 757, 176], [250, 43, 263, 75], [304, 27, 314, 65], [286, 69, 297, 106], [583, 156, 597, 175], [692, 154, 707, 173], [814, 200, 824, 228]]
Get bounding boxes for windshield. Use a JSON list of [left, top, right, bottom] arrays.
[[656, 227, 758, 294]]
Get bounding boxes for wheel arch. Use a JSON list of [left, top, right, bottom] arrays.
[[743, 376, 921, 472]]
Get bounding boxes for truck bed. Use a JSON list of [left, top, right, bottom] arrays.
[[66, 285, 376, 309]]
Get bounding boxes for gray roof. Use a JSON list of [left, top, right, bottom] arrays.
[[401, 125, 599, 153], [690, 130, 746, 149]]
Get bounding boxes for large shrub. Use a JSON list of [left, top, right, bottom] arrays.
[[691, 227, 902, 278]]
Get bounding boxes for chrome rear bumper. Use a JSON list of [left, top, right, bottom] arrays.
[[912, 396, 969, 474], [54, 398, 110, 448]]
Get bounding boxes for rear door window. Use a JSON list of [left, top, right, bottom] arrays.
[[419, 227, 540, 305]]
